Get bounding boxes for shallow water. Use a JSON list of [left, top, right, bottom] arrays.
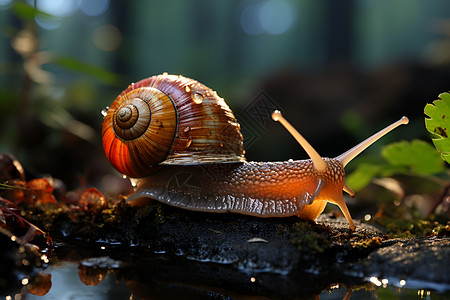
[[8, 250, 450, 300], [3, 207, 449, 299]]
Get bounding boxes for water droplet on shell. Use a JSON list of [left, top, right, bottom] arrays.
[[185, 85, 191, 92], [183, 126, 191, 133], [185, 137, 192, 149], [162, 72, 168, 76], [101, 107, 109, 118], [191, 92, 204, 104]]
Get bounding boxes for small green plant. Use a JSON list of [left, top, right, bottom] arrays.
[[344, 92, 450, 229], [346, 139, 445, 191], [347, 92, 450, 193], [425, 92, 450, 163]]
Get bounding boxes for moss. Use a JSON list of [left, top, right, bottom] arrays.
[[154, 203, 168, 224], [432, 224, 450, 236], [352, 237, 382, 249], [369, 216, 448, 238], [284, 221, 331, 255]]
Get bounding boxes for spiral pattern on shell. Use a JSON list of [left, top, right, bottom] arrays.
[[102, 74, 246, 178]]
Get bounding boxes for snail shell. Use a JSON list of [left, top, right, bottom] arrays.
[[102, 74, 246, 178]]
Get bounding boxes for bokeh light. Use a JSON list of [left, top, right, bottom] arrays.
[[30, 0, 78, 17], [79, 0, 110, 17], [23, 0, 110, 30], [240, 0, 295, 35], [34, 15, 62, 30], [0, 0, 12, 8], [259, 0, 295, 35], [92, 24, 122, 52], [240, 4, 265, 35]]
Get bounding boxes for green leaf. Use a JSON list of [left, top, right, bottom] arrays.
[[424, 92, 450, 163], [377, 163, 409, 177], [53, 56, 121, 86], [12, 2, 53, 21], [382, 140, 445, 174], [346, 163, 381, 192]]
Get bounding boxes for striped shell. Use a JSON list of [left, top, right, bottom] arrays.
[[102, 74, 246, 178]]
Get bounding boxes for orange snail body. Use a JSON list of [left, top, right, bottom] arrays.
[[102, 74, 409, 231]]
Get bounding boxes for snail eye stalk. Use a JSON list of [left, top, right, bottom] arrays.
[[272, 110, 327, 172], [336, 116, 409, 167]]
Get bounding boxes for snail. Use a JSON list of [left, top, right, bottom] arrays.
[[102, 74, 408, 231]]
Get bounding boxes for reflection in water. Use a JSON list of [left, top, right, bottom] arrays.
[[25, 263, 129, 300], [26, 273, 52, 296], [78, 264, 107, 286], [12, 253, 448, 300]]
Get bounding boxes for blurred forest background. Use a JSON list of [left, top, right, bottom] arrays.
[[0, 0, 450, 191]]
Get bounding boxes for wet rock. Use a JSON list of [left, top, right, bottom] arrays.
[[27, 202, 385, 275], [316, 213, 383, 233], [342, 236, 450, 287]]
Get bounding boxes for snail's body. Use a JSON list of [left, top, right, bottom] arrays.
[[102, 74, 409, 231], [128, 158, 344, 220]]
